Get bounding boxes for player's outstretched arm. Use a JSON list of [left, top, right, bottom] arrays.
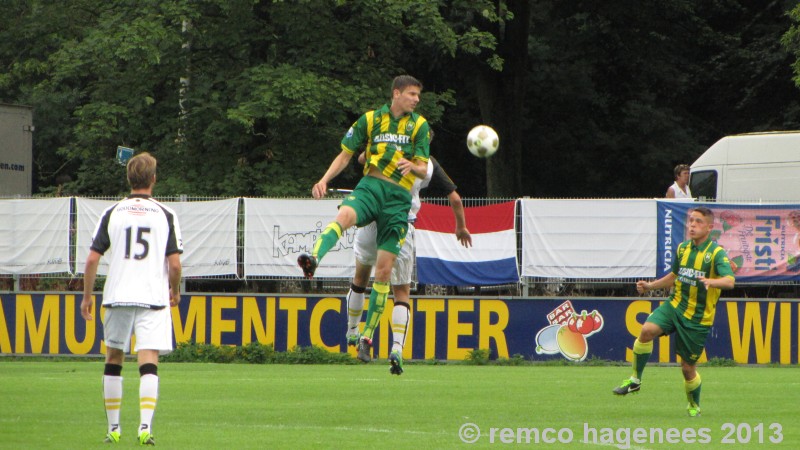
[[312, 150, 354, 199], [636, 273, 676, 294], [447, 190, 471, 248]]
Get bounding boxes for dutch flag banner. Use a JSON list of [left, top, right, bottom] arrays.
[[415, 200, 519, 286]]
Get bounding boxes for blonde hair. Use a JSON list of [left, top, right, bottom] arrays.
[[127, 152, 157, 189]]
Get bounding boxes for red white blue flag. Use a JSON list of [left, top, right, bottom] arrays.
[[415, 201, 519, 286]]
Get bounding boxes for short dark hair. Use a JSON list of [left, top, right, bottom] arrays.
[[392, 75, 422, 94], [674, 164, 690, 179], [691, 206, 714, 222]]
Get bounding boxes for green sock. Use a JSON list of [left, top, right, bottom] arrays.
[[361, 281, 389, 340], [632, 338, 653, 381], [312, 221, 343, 262], [685, 373, 702, 407]]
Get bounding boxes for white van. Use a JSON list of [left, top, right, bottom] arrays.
[[689, 131, 800, 202]]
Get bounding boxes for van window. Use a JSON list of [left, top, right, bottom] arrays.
[[689, 170, 717, 201]]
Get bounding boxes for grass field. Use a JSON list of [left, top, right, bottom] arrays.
[[0, 360, 796, 449]]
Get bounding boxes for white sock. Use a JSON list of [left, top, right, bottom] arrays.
[[347, 288, 365, 331], [391, 304, 410, 353], [139, 374, 159, 434], [103, 375, 123, 434]]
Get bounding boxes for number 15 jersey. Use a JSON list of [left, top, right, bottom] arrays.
[[90, 194, 183, 309]]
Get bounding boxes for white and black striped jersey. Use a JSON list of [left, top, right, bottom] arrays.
[[91, 194, 183, 309]]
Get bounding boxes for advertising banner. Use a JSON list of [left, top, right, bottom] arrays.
[[243, 198, 355, 278], [163, 199, 239, 277], [1, 294, 797, 364], [521, 199, 656, 278], [657, 201, 800, 281], [76, 198, 239, 277], [0, 198, 70, 274]]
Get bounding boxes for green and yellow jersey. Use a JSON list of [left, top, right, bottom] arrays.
[[670, 238, 735, 326], [341, 104, 430, 190]]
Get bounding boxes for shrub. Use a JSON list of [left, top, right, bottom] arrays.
[[162, 341, 357, 364], [464, 348, 491, 365], [703, 357, 737, 367], [495, 354, 527, 366]]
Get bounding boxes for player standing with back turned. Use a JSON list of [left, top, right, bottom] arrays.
[[81, 152, 183, 445]]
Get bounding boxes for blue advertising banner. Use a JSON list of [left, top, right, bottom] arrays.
[[1, 294, 798, 364], [657, 201, 800, 282]]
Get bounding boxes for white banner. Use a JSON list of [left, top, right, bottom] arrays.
[[521, 199, 656, 278], [76, 198, 116, 276], [163, 199, 238, 277], [0, 198, 71, 274], [243, 198, 357, 277], [77, 198, 239, 277]]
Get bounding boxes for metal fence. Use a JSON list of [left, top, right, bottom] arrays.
[[2, 195, 798, 298], [1, 195, 521, 295]]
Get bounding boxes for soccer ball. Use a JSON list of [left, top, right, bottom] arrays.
[[466, 125, 499, 158]]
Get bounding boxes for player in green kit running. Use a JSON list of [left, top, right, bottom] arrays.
[[612, 206, 735, 417], [298, 75, 430, 357]]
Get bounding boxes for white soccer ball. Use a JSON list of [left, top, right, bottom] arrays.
[[466, 125, 499, 158]]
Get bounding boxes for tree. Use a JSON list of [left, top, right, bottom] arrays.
[[3, 0, 798, 199]]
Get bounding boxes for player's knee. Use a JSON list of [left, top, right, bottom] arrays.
[[639, 323, 661, 342], [139, 363, 158, 377], [336, 207, 357, 229], [104, 363, 123, 377]]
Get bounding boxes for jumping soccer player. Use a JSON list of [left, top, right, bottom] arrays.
[[347, 149, 471, 373], [297, 75, 430, 360]]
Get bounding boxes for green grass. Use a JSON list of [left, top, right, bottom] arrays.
[[0, 361, 797, 449]]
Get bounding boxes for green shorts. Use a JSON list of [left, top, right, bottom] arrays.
[[646, 301, 710, 364], [341, 176, 411, 255]]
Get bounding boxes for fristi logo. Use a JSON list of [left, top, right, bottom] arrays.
[[534, 300, 604, 362]]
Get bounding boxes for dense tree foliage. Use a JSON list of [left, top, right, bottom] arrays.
[[2, 0, 799, 198]]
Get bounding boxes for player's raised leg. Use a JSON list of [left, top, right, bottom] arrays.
[[298, 192, 358, 278], [613, 322, 660, 395]]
